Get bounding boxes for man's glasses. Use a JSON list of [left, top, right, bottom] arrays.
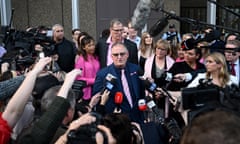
[[112, 29, 123, 32], [112, 52, 126, 57], [225, 50, 237, 56]]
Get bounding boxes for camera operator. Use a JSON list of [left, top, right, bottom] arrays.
[[52, 24, 76, 73], [168, 52, 238, 125], [55, 112, 145, 144], [55, 112, 117, 144], [0, 57, 52, 144]]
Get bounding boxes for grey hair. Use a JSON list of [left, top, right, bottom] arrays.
[[41, 85, 75, 113]]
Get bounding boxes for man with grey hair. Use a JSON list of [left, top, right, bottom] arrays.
[[52, 24, 76, 72], [40, 85, 76, 143]]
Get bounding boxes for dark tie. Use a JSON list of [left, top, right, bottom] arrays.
[[231, 63, 236, 76], [121, 69, 133, 107]]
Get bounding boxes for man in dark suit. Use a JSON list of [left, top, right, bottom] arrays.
[[224, 39, 240, 84], [92, 42, 144, 123], [96, 18, 138, 69]]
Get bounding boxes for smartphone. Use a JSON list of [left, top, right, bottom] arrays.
[[39, 52, 45, 59]]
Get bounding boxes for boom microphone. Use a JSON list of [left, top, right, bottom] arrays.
[[149, 16, 169, 37]]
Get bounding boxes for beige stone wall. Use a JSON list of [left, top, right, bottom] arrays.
[[11, 0, 96, 40], [10, 0, 179, 39], [79, 0, 96, 39]]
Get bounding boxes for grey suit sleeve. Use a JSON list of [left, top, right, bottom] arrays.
[[0, 75, 25, 100]]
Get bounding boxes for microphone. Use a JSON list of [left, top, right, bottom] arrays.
[[187, 29, 221, 47], [145, 95, 165, 124], [149, 16, 169, 37], [114, 92, 123, 112], [131, 0, 151, 31], [138, 99, 148, 122], [138, 99, 147, 111], [149, 10, 181, 37], [143, 77, 176, 102], [114, 92, 123, 105], [100, 73, 117, 94]]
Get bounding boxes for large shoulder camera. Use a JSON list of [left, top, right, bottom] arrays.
[[181, 78, 220, 110], [182, 78, 240, 123], [67, 112, 108, 144]]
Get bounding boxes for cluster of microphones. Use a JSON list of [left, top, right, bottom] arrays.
[[100, 70, 177, 118], [100, 70, 182, 143]]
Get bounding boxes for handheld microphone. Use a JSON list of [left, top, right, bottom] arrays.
[[143, 78, 158, 92], [100, 73, 117, 94], [138, 99, 148, 122], [138, 99, 147, 111], [114, 92, 123, 105], [114, 92, 123, 112], [145, 95, 165, 124]]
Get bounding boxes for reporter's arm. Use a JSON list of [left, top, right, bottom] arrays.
[[19, 69, 82, 144], [0, 75, 25, 100], [2, 57, 52, 128], [55, 113, 97, 144], [57, 69, 82, 98]]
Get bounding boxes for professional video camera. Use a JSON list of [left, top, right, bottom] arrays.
[[67, 112, 108, 144], [72, 79, 87, 101], [182, 78, 240, 123], [182, 78, 219, 110], [1, 26, 55, 71]]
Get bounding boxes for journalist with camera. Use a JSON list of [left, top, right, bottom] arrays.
[[168, 52, 239, 125]]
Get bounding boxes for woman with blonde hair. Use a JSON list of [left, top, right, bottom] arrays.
[[144, 39, 175, 87], [170, 52, 238, 125], [188, 52, 238, 88]]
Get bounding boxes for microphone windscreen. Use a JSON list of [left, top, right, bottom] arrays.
[[114, 92, 123, 105], [149, 17, 169, 37], [131, 0, 151, 31], [181, 38, 197, 51], [204, 30, 221, 42]]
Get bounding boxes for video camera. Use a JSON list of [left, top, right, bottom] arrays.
[[182, 78, 240, 123], [72, 79, 87, 101], [67, 112, 108, 144], [182, 78, 220, 110], [1, 26, 55, 70]]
